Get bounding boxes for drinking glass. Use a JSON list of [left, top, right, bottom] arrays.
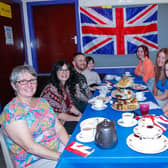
[[140, 104, 149, 115]]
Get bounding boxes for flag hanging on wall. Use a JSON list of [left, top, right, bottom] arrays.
[[79, 4, 158, 55]]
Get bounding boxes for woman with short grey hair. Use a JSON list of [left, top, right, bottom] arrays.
[[0, 64, 69, 168]]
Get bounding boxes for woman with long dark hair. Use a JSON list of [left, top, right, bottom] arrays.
[[41, 60, 82, 134]]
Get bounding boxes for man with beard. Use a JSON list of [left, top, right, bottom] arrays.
[[71, 52, 92, 112]]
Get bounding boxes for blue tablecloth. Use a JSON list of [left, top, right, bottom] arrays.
[[56, 73, 168, 168]]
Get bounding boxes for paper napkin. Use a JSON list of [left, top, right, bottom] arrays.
[[65, 141, 95, 157], [140, 101, 161, 110]]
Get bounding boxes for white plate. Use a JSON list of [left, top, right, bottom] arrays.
[[134, 125, 162, 139], [91, 104, 107, 110], [80, 117, 109, 129], [117, 118, 137, 127], [76, 132, 95, 142], [127, 134, 168, 154], [131, 84, 147, 90]]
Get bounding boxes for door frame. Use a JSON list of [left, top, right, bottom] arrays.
[[25, 0, 81, 73]]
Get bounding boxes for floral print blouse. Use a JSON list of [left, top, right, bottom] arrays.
[[0, 98, 61, 168]]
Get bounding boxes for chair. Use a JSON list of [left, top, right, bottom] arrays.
[[0, 128, 14, 168]]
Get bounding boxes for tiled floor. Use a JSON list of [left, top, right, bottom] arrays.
[[0, 145, 7, 168]]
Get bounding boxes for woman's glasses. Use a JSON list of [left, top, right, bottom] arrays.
[[16, 78, 37, 85], [58, 68, 69, 72]]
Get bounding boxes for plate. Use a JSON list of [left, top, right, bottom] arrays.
[[127, 134, 168, 154], [80, 117, 109, 129], [91, 104, 107, 110], [117, 118, 137, 127], [88, 96, 110, 104], [111, 89, 135, 100], [133, 125, 162, 139], [115, 77, 133, 88], [131, 84, 147, 91], [76, 132, 95, 142]]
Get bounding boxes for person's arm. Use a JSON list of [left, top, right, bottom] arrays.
[[5, 120, 61, 160], [134, 62, 141, 76], [70, 104, 82, 115], [58, 112, 81, 122], [155, 90, 168, 100], [55, 117, 69, 145], [153, 81, 158, 96], [143, 60, 155, 83]]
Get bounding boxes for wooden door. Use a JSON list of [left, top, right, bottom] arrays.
[[32, 4, 77, 73]]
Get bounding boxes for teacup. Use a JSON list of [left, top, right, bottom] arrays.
[[105, 74, 114, 80], [80, 124, 94, 139], [136, 92, 144, 100], [122, 112, 134, 124], [115, 76, 121, 81], [125, 71, 131, 76], [94, 99, 105, 108]]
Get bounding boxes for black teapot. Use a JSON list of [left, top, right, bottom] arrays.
[[95, 119, 117, 149]]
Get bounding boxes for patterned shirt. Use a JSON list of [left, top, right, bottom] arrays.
[[72, 70, 92, 104], [40, 83, 72, 124], [0, 98, 61, 168]]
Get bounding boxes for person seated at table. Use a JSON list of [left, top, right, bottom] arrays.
[[0, 65, 69, 168], [134, 45, 155, 92], [40, 60, 82, 134], [72, 52, 92, 112], [153, 48, 168, 108], [163, 60, 168, 115], [82, 56, 101, 92]]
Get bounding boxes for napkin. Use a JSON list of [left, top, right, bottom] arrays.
[[135, 115, 168, 132], [140, 101, 161, 110], [105, 80, 114, 85], [65, 141, 95, 157]]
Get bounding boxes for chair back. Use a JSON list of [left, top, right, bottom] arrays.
[[0, 128, 14, 168]]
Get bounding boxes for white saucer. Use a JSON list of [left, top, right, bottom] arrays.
[[117, 118, 137, 127], [137, 97, 146, 101], [91, 104, 107, 110], [76, 132, 95, 143], [127, 134, 168, 154]]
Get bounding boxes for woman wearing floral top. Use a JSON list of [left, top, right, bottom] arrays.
[[0, 65, 69, 168]]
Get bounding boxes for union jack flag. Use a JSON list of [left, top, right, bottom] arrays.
[[79, 5, 158, 55]]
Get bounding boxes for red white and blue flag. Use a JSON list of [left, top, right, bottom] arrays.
[[79, 4, 158, 55]]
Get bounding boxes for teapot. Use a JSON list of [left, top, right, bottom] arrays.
[[95, 119, 117, 149]]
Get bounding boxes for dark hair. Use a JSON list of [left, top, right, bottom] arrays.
[[136, 45, 149, 58], [72, 52, 85, 61], [50, 60, 76, 96], [86, 56, 94, 65]]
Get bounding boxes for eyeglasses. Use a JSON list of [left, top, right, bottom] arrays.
[[16, 78, 37, 85], [58, 68, 70, 72]]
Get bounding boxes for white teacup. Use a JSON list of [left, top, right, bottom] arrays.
[[94, 99, 105, 108], [125, 71, 131, 76], [115, 76, 121, 81], [136, 92, 144, 100], [80, 124, 94, 139], [122, 112, 134, 124]]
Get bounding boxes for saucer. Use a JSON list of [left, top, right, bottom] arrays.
[[117, 118, 137, 127], [76, 132, 95, 142], [127, 134, 168, 154], [91, 104, 107, 110], [137, 97, 146, 101]]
